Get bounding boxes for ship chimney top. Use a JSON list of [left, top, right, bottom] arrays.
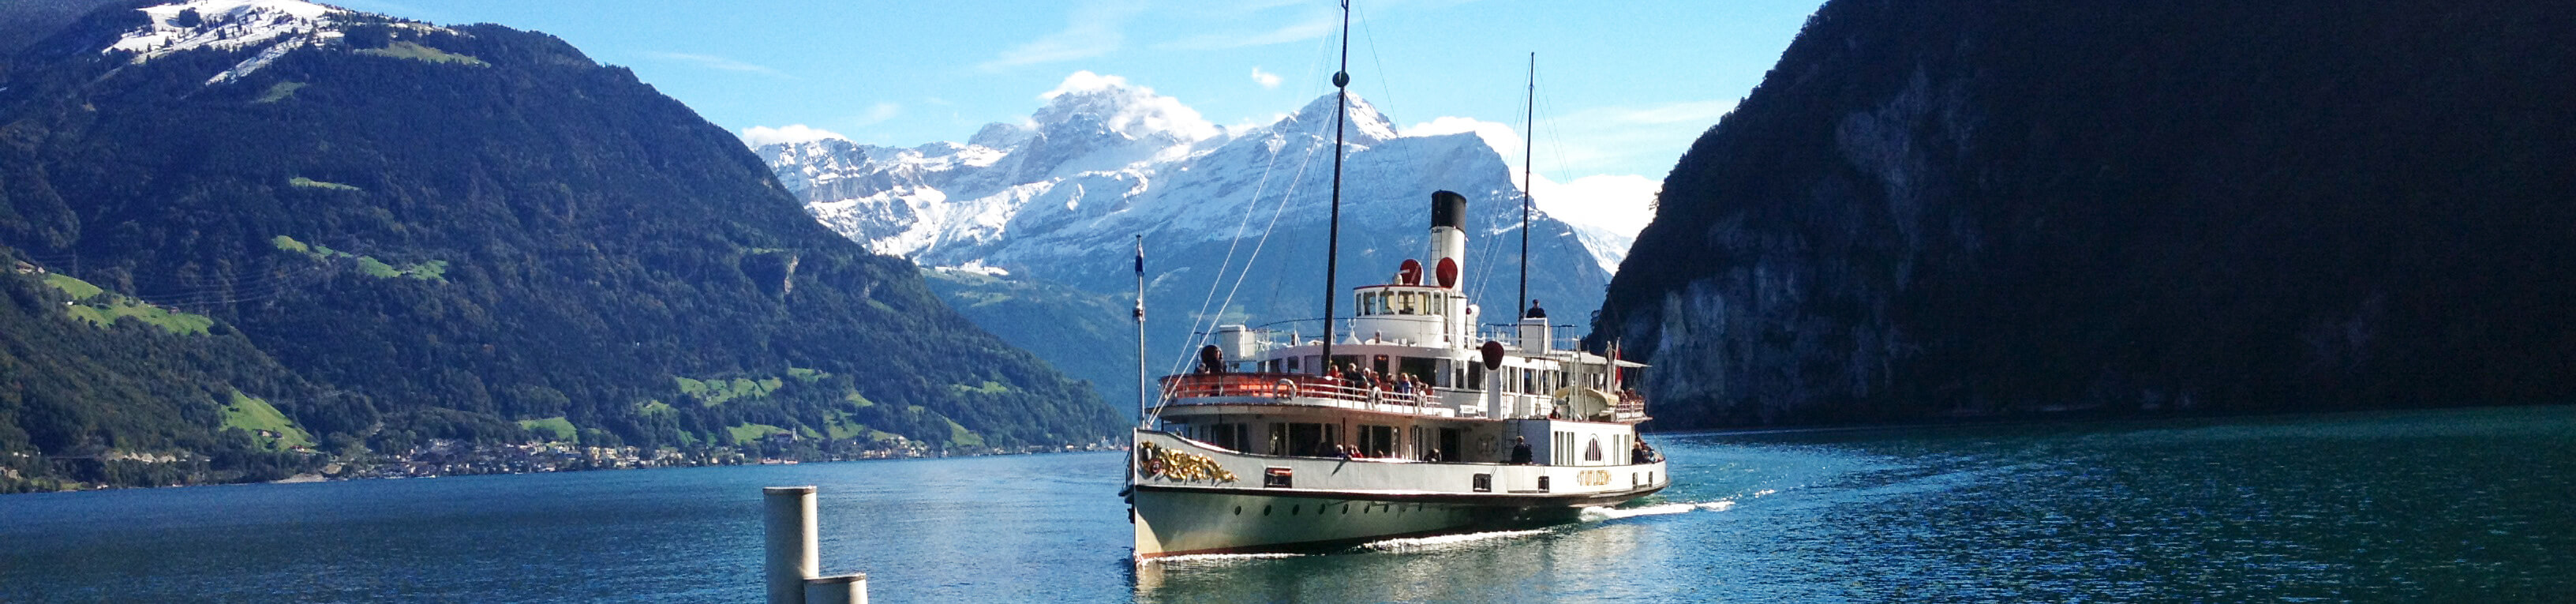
[[1429, 190, 1467, 231]]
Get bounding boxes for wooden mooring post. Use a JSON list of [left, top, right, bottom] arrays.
[[764, 486, 868, 604]]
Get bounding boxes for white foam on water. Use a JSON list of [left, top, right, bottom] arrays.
[[1698, 499, 1737, 512], [1361, 529, 1550, 553], [1579, 502, 1697, 522], [1139, 553, 1304, 566]]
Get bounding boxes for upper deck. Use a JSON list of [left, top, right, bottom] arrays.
[[1159, 370, 1647, 423]]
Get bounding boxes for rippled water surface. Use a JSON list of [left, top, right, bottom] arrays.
[[5, 406, 2570, 602]]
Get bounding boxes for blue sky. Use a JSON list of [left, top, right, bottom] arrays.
[[332, 0, 1824, 233]]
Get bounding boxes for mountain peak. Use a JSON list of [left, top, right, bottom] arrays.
[[1032, 71, 1221, 144], [1282, 92, 1399, 144]]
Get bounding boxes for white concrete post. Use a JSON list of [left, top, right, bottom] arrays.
[[764, 486, 818, 604], [804, 574, 868, 604]]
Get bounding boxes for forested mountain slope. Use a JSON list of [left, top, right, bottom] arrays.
[[1598, 0, 2575, 427], [0, 1, 1119, 490]]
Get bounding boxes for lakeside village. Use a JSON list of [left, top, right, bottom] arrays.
[[6, 432, 1128, 493], [328, 433, 1129, 481]]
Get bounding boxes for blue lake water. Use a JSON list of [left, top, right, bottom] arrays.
[[4, 406, 2570, 602]]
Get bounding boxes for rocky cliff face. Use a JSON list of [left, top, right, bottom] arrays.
[[1599, 0, 2576, 427]]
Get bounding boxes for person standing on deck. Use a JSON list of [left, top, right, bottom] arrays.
[[1511, 436, 1533, 465]]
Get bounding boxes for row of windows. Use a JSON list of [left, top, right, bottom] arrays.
[[1548, 431, 1628, 466], [1357, 289, 1451, 317]]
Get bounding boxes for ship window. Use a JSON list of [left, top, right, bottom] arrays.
[[1264, 467, 1292, 488], [1466, 365, 1483, 391], [1202, 423, 1249, 452], [1537, 475, 1551, 493], [1398, 357, 1436, 387], [1473, 473, 1491, 492], [1282, 423, 1339, 456], [1357, 425, 1398, 458], [1584, 437, 1604, 462]]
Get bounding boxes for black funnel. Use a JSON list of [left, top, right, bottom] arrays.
[[1429, 190, 1468, 230]]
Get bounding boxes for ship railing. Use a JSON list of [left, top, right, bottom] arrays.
[[1159, 372, 1447, 412], [1473, 327, 1587, 353]]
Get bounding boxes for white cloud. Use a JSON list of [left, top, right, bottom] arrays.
[[853, 102, 903, 127], [1039, 71, 1222, 141], [1402, 114, 1669, 238], [1404, 116, 1523, 163], [1530, 173, 1661, 236], [642, 51, 788, 77], [980, 0, 1145, 71], [1251, 67, 1282, 89], [1041, 70, 1129, 98], [739, 124, 848, 147]]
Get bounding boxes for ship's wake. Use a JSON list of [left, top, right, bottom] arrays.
[[1360, 529, 1551, 553], [1578, 502, 1697, 522]]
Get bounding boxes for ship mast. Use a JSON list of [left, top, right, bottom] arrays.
[[1320, 0, 1351, 377], [1518, 53, 1534, 318], [1133, 234, 1147, 424]]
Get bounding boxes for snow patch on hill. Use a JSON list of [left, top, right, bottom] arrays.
[[108, 0, 346, 64], [101, 0, 459, 85]]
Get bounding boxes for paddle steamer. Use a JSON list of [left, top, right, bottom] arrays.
[[1127, 190, 1667, 559], [1123, 1, 1665, 561]]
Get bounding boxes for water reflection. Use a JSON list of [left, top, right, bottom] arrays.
[[1135, 518, 1658, 602]]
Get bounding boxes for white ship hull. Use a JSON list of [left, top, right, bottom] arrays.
[[1129, 430, 1665, 558]]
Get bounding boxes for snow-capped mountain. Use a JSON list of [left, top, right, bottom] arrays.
[[757, 73, 1613, 336]]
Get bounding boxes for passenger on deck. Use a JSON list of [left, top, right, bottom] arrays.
[[1510, 436, 1533, 465], [1631, 440, 1652, 464], [1525, 299, 1547, 319], [1426, 448, 1443, 462]]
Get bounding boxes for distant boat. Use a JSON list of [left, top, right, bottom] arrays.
[[1124, 4, 1665, 560]]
